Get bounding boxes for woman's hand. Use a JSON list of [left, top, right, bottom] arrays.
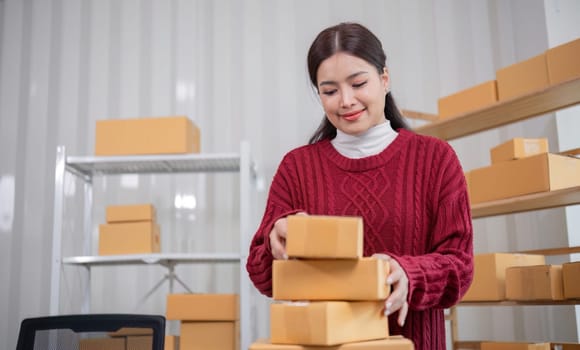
[[373, 253, 409, 327], [269, 212, 307, 260]]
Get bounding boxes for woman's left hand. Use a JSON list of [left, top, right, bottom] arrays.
[[372, 253, 409, 327]]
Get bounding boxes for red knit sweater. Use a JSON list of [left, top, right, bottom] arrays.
[[246, 129, 473, 350]]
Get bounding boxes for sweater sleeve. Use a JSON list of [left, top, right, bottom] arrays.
[[392, 143, 474, 310], [245, 154, 304, 297]]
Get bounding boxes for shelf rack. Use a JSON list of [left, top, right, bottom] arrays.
[[413, 77, 580, 350], [50, 141, 257, 350]]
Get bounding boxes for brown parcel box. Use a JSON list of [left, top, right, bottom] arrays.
[[563, 261, 580, 299], [438, 80, 497, 120], [273, 257, 389, 301], [462, 253, 545, 301], [95, 116, 200, 156], [127, 336, 152, 350], [547, 38, 580, 84], [98, 222, 160, 255], [490, 138, 549, 164], [551, 343, 580, 350], [481, 342, 550, 350], [496, 54, 549, 101], [106, 204, 156, 223], [286, 215, 363, 259], [250, 337, 414, 350], [270, 301, 387, 346], [109, 327, 153, 337], [165, 336, 179, 350], [79, 338, 125, 350], [505, 265, 564, 301], [180, 321, 239, 350], [166, 293, 238, 321], [469, 153, 580, 204]]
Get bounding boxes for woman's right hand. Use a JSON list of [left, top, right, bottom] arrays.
[[269, 212, 307, 260]]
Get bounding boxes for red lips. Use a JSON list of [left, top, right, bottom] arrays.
[[341, 109, 365, 121]]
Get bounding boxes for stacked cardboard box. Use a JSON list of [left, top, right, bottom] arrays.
[[462, 253, 545, 301], [480, 341, 551, 350], [99, 204, 161, 255], [251, 215, 414, 350], [562, 261, 580, 299], [78, 328, 174, 350], [166, 293, 239, 350], [95, 116, 200, 156], [465, 138, 580, 205]]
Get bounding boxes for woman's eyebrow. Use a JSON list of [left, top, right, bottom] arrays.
[[319, 71, 369, 87]]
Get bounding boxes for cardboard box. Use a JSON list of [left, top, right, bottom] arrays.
[[286, 215, 363, 259], [496, 54, 549, 100], [464, 171, 472, 200], [438, 80, 497, 119], [79, 338, 125, 350], [270, 301, 387, 346], [165, 335, 179, 350], [106, 204, 156, 223], [127, 336, 152, 350], [95, 116, 200, 156], [250, 337, 414, 349], [481, 342, 550, 350], [551, 343, 580, 350], [490, 138, 549, 164], [166, 294, 239, 321], [546, 38, 580, 84], [563, 261, 580, 299], [180, 321, 238, 350], [462, 253, 545, 301], [505, 265, 564, 301], [469, 153, 580, 204], [273, 257, 389, 301], [98, 222, 160, 255]]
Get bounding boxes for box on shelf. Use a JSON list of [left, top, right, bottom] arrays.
[[79, 338, 125, 350], [462, 253, 545, 301], [106, 204, 156, 223], [546, 38, 580, 85], [180, 321, 239, 350], [438, 80, 498, 120], [496, 54, 549, 101], [286, 215, 363, 259], [166, 294, 239, 321], [165, 335, 179, 350], [98, 222, 160, 255], [480, 341, 550, 350], [127, 335, 152, 350], [95, 116, 200, 156], [250, 337, 414, 349], [273, 257, 389, 301], [270, 301, 387, 346], [490, 138, 549, 164], [505, 265, 564, 301], [563, 261, 580, 299], [469, 153, 580, 204]]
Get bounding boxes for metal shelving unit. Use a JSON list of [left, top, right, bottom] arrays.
[[49, 141, 258, 350]]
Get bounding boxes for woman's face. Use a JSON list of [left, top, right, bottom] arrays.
[[316, 52, 389, 136]]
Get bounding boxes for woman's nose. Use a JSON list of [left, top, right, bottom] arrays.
[[340, 89, 356, 107]]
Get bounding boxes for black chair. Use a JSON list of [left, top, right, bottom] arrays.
[[16, 314, 165, 350]]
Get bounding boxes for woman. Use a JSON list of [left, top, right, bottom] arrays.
[[246, 22, 473, 350]]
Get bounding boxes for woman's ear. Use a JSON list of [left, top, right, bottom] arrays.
[[382, 67, 390, 93]]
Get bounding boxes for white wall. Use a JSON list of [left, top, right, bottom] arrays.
[[0, 1, 578, 349]]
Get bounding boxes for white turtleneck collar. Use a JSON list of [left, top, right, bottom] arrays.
[[331, 121, 398, 159]]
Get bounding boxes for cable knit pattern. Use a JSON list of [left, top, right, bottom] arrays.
[[246, 129, 474, 350]]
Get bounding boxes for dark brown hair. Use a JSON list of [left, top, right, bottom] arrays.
[[307, 22, 409, 144]]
